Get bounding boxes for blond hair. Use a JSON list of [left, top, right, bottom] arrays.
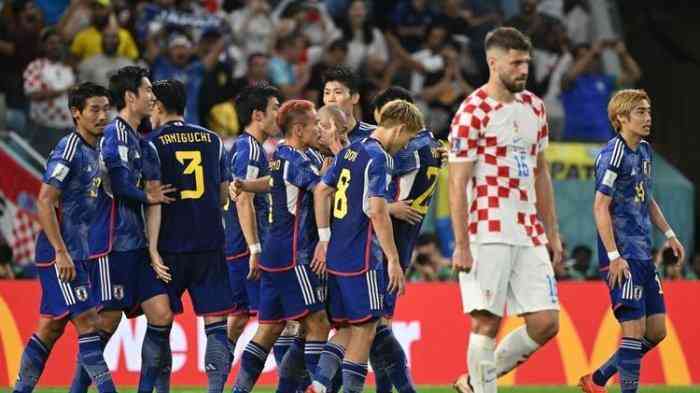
[[608, 89, 651, 132], [379, 99, 424, 135], [318, 104, 350, 136]]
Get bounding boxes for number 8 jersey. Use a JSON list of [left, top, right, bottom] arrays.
[[322, 138, 394, 275]]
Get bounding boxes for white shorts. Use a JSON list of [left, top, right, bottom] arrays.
[[458, 243, 560, 317]]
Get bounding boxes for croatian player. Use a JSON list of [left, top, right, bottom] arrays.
[[73, 66, 176, 393], [230, 100, 330, 393], [448, 28, 562, 393], [225, 82, 281, 356], [578, 90, 684, 393], [145, 79, 235, 393], [14, 82, 116, 393], [322, 66, 375, 143], [307, 99, 422, 393]]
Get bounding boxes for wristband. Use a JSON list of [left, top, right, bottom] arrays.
[[249, 243, 262, 254], [318, 227, 331, 242], [607, 250, 620, 261], [665, 229, 676, 239]]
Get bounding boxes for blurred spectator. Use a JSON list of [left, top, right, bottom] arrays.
[[78, 23, 135, 87], [69, 0, 139, 62], [135, 0, 222, 43], [660, 247, 683, 280], [560, 40, 641, 141], [687, 254, 700, 279], [273, 0, 341, 48], [0, 242, 14, 279], [34, 0, 69, 25], [566, 244, 594, 280], [267, 34, 310, 99], [407, 233, 451, 282], [232, 53, 272, 92], [306, 39, 348, 105], [198, 28, 236, 130], [338, 0, 388, 72], [0, 0, 45, 133], [391, 0, 435, 53], [563, 0, 590, 45], [505, 0, 564, 51], [23, 27, 76, 155], [224, 0, 274, 57], [56, 0, 92, 42]]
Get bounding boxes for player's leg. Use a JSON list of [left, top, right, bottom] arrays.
[[226, 256, 255, 360], [13, 316, 67, 393], [300, 310, 331, 389], [342, 320, 379, 393], [71, 308, 117, 392], [274, 323, 299, 372]]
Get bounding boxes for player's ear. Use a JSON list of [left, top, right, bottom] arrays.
[[70, 106, 81, 122], [351, 92, 360, 106]]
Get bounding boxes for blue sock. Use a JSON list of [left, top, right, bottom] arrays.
[[370, 325, 416, 393], [13, 334, 51, 393], [276, 337, 306, 393], [228, 338, 238, 364], [617, 337, 642, 393], [328, 372, 342, 393], [137, 323, 172, 393], [593, 337, 653, 386], [70, 330, 111, 393], [304, 341, 325, 379], [232, 341, 270, 393], [312, 342, 345, 389], [205, 321, 232, 393], [341, 361, 368, 393], [78, 333, 116, 393], [273, 336, 294, 371]]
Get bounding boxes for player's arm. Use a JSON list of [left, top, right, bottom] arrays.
[[236, 190, 260, 276], [534, 152, 563, 265], [311, 181, 334, 275], [229, 176, 272, 200], [649, 198, 685, 263], [594, 191, 630, 289], [144, 181, 171, 283], [369, 196, 405, 294], [448, 160, 475, 272], [36, 184, 75, 282]]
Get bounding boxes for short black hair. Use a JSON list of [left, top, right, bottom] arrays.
[[572, 245, 593, 258], [152, 79, 186, 115], [109, 66, 150, 110], [416, 233, 440, 248], [322, 65, 359, 94], [68, 82, 111, 112], [328, 38, 348, 53], [235, 82, 282, 128], [371, 86, 415, 113], [484, 27, 532, 53]]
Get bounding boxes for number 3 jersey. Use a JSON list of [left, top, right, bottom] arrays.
[[145, 121, 230, 253], [322, 138, 394, 275], [594, 136, 654, 265], [448, 88, 550, 247]]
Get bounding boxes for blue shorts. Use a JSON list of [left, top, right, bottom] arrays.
[[88, 249, 168, 318], [227, 254, 260, 316], [38, 260, 97, 320], [327, 269, 385, 325], [602, 259, 666, 322], [258, 264, 325, 324], [162, 249, 236, 316]]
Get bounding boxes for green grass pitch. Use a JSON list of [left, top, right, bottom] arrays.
[[6, 386, 699, 392]]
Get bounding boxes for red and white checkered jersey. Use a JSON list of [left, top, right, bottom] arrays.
[[448, 88, 549, 246]]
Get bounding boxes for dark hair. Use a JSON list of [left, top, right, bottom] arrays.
[[235, 82, 282, 128], [662, 247, 679, 266], [484, 27, 532, 53], [339, 0, 374, 45], [247, 52, 269, 65], [0, 243, 12, 264], [40, 26, 59, 43], [416, 233, 440, 248], [572, 245, 592, 258], [322, 65, 360, 94], [371, 86, 414, 113], [152, 79, 186, 115], [68, 82, 111, 112], [109, 66, 149, 110]]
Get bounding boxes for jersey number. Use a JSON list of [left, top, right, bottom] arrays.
[[175, 151, 204, 199], [411, 166, 439, 214], [333, 168, 351, 219]]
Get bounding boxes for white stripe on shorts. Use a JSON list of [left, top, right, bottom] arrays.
[[54, 265, 75, 305]]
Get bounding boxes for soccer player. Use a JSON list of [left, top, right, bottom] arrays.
[[14, 82, 116, 393], [143, 79, 235, 393], [225, 82, 282, 356], [448, 27, 562, 393], [71, 66, 176, 393], [230, 100, 330, 393], [578, 90, 684, 393], [307, 99, 423, 393], [322, 66, 375, 143]]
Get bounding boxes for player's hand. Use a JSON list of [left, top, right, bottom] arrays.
[[247, 252, 261, 280], [149, 248, 171, 283], [311, 241, 328, 276], [55, 249, 76, 283], [229, 179, 244, 201], [667, 237, 685, 265], [547, 232, 564, 267], [608, 257, 630, 288], [437, 144, 449, 167], [387, 258, 406, 295], [388, 200, 422, 225], [452, 245, 474, 274], [147, 183, 176, 204]]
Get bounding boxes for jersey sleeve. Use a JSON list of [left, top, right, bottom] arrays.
[[42, 140, 76, 190], [448, 100, 482, 162], [321, 155, 342, 188], [595, 140, 625, 196], [367, 155, 392, 199], [231, 138, 264, 180], [284, 157, 320, 191], [141, 141, 161, 181], [101, 123, 130, 170], [393, 146, 420, 177]]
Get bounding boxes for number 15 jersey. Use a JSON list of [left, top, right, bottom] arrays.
[[322, 138, 393, 276]]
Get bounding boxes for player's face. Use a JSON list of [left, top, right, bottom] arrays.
[[133, 77, 155, 117], [73, 96, 111, 137], [297, 110, 320, 149], [620, 100, 652, 137], [493, 49, 530, 93], [316, 110, 338, 154], [388, 125, 413, 154], [262, 96, 281, 137], [323, 81, 358, 115]]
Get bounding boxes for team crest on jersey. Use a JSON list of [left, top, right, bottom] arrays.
[[113, 285, 125, 300], [75, 286, 89, 302], [642, 160, 651, 176]]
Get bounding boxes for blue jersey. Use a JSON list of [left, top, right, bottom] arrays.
[[388, 130, 442, 268], [322, 138, 394, 275], [595, 136, 654, 266], [146, 121, 230, 253], [224, 132, 270, 258], [306, 148, 325, 169], [347, 121, 376, 144], [260, 144, 321, 271], [35, 133, 102, 264]]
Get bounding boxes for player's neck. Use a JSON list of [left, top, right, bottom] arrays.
[[161, 114, 184, 125], [348, 115, 358, 132], [118, 109, 143, 132], [76, 127, 97, 147], [285, 136, 306, 151], [484, 79, 516, 103], [245, 124, 267, 144], [619, 130, 642, 150], [370, 127, 391, 152]]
